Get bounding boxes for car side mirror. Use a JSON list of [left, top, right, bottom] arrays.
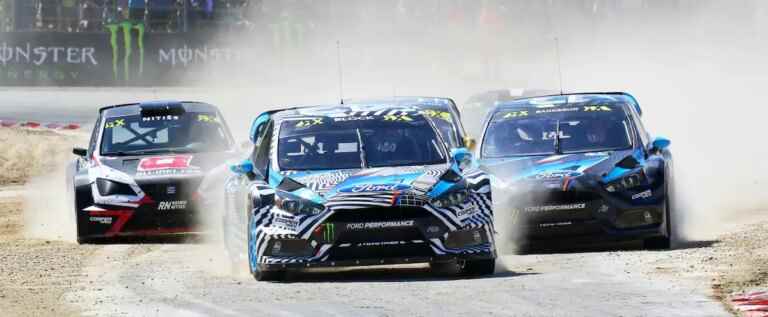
[[229, 159, 254, 175], [463, 136, 477, 152], [616, 155, 639, 169], [72, 147, 87, 157], [650, 137, 671, 152], [451, 148, 473, 171]]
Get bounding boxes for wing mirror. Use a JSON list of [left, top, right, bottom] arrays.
[[616, 155, 639, 169], [451, 148, 473, 171], [650, 137, 671, 152], [72, 147, 87, 157], [229, 159, 254, 175]]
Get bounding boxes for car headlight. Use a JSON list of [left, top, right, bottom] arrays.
[[604, 170, 646, 192], [432, 190, 469, 208], [96, 178, 136, 196], [274, 193, 325, 215]]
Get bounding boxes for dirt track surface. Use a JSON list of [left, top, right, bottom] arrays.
[[0, 199, 97, 317], [0, 186, 745, 317]]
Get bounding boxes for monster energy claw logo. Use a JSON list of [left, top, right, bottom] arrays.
[[323, 223, 335, 241], [106, 21, 145, 81]]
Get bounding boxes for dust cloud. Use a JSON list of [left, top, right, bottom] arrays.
[[192, 1, 768, 245], [4, 1, 766, 258], [0, 129, 86, 242]]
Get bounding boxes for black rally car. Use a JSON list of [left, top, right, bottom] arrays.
[[69, 101, 236, 243]]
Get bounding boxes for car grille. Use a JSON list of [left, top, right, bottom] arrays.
[[326, 207, 436, 261], [513, 190, 601, 224], [326, 207, 433, 222]]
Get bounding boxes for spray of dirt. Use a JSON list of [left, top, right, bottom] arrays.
[[3, 130, 88, 242], [0, 128, 85, 241]]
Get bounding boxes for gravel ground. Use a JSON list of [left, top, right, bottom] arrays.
[[0, 129, 764, 316], [0, 198, 98, 317]]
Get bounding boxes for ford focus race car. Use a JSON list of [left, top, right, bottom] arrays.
[[223, 104, 495, 281], [69, 101, 235, 243], [478, 93, 673, 250], [343, 97, 476, 150]]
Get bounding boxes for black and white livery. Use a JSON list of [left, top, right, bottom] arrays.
[[223, 103, 497, 280], [69, 101, 236, 243]]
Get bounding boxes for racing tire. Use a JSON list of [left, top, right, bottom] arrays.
[[430, 260, 460, 275], [252, 269, 286, 282], [461, 259, 496, 276], [644, 198, 672, 250], [643, 236, 670, 250]]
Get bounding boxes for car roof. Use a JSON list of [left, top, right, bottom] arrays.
[[493, 92, 642, 115], [269, 102, 437, 120], [99, 101, 219, 117], [343, 96, 457, 108]]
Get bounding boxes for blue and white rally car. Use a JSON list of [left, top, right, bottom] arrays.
[[478, 93, 674, 250], [222, 103, 496, 280]]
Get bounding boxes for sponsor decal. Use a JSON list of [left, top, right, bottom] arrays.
[[584, 105, 612, 112], [167, 186, 176, 195], [456, 205, 479, 218], [541, 131, 572, 140], [383, 114, 413, 121], [598, 204, 610, 213], [346, 220, 415, 230], [322, 223, 335, 241], [426, 225, 441, 233], [104, 118, 126, 129], [509, 208, 521, 225], [524, 203, 586, 213], [533, 170, 583, 180], [89, 216, 113, 224], [295, 117, 324, 128], [419, 109, 453, 122], [539, 221, 573, 228], [356, 241, 407, 247], [197, 114, 219, 123], [137, 155, 198, 176], [157, 200, 187, 211], [334, 116, 376, 122], [339, 183, 412, 193], [141, 115, 179, 122], [105, 21, 145, 81], [502, 110, 529, 119], [535, 107, 579, 114], [632, 189, 653, 200], [273, 217, 299, 229]]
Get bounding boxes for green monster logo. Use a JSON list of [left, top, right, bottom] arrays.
[[105, 21, 145, 81], [323, 223, 335, 241]]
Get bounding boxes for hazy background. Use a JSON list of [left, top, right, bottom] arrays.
[[4, 0, 768, 241]]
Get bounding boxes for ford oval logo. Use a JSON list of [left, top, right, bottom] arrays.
[[339, 183, 412, 193], [531, 170, 583, 180]]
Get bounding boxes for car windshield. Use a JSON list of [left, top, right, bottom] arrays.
[[419, 108, 460, 148], [100, 112, 231, 156], [278, 114, 447, 170], [482, 104, 633, 158]]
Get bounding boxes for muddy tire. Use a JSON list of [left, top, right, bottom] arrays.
[[462, 259, 495, 276], [252, 269, 285, 282]]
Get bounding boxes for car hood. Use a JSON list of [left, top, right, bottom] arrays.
[[285, 164, 450, 199], [479, 150, 638, 189], [97, 152, 233, 181]]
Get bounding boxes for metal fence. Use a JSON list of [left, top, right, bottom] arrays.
[[1, 0, 250, 33]]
